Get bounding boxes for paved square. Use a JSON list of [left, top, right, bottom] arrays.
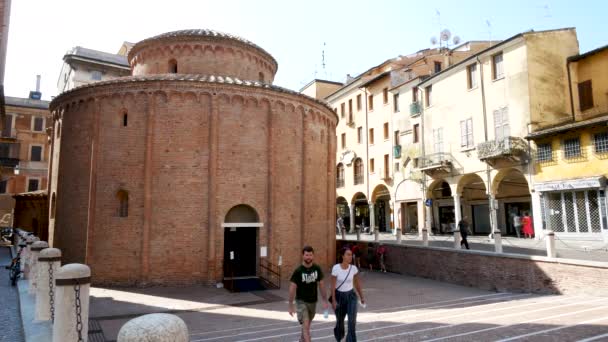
[[90, 270, 608, 341]]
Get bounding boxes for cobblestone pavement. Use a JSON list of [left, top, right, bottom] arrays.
[[91, 271, 608, 341], [341, 232, 608, 262], [0, 246, 25, 342]]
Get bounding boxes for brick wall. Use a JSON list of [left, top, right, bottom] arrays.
[[130, 39, 277, 83], [50, 80, 337, 286], [337, 240, 608, 296]]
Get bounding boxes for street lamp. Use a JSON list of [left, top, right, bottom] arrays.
[[13, 165, 20, 175]]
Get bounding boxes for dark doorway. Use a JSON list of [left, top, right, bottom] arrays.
[[472, 204, 491, 234], [223, 227, 257, 278], [505, 202, 531, 236]]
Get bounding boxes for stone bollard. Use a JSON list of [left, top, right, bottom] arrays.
[[396, 227, 402, 243], [374, 227, 379, 242], [53, 264, 91, 342], [546, 230, 556, 258], [422, 228, 429, 247], [36, 248, 61, 321], [23, 236, 36, 279], [494, 230, 503, 253], [355, 227, 361, 241], [117, 313, 189, 342], [29, 241, 49, 294], [341, 227, 346, 240], [453, 229, 461, 249]]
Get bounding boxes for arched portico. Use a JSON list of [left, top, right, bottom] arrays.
[[492, 168, 532, 236], [372, 184, 391, 232], [427, 179, 455, 234], [456, 173, 491, 235], [351, 192, 369, 230]]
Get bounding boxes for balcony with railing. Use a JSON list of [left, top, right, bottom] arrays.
[[0, 142, 20, 168], [409, 101, 421, 117], [418, 152, 452, 173], [477, 136, 527, 164], [393, 145, 402, 159]]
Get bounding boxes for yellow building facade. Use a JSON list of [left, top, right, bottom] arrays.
[[529, 45, 608, 240]]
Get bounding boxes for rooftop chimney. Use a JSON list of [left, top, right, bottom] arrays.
[[29, 75, 42, 100]]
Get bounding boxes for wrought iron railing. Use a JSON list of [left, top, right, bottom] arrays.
[[393, 145, 402, 159], [477, 136, 527, 161], [409, 101, 421, 116], [259, 259, 281, 290], [418, 152, 452, 170]]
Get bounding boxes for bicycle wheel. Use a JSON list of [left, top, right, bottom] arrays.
[[9, 266, 18, 286]]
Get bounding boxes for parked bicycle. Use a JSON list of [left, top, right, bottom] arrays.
[[5, 243, 26, 286]]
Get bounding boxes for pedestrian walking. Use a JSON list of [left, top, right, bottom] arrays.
[[289, 246, 329, 342], [376, 244, 387, 273], [458, 216, 471, 250], [336, 216, 345, 235], [513, 213, 522, 238], [331, 248, 365, 342], [521, 212, 534, 239]]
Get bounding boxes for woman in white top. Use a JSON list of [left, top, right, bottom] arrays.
[[331, 247, 365, 342]]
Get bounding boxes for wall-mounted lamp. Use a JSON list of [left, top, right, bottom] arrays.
[[14, 165, 20, 175]]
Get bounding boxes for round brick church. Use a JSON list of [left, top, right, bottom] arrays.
[[48, 29, 337, 286]]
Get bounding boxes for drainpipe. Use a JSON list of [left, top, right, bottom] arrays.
[[419, 86, 431, 233], [566, 60, 575, 121], [477, 56, 500, 248]]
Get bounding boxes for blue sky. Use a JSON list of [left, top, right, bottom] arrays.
[[4, 0, 607, 100]]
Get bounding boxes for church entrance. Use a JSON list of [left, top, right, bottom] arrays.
[[222, 204, 263, 291]]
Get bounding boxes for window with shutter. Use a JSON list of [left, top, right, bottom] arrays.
[[578, 80, 594, 111], [494, 107, 510, 141]]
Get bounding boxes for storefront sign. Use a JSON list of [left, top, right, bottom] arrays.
[[535, 177, 606, 192]]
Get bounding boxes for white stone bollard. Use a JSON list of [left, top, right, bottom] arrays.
[[396, 227, 402, 243], [117, 313, 189, 342], [29, 241, 49, 294], [494, 231, 503, 253], [355, 226, 361, 241], [36, 248, 61, 321], [53, 264, 91, 342], [23, 236, 36, 279], [546, 230, 556, 258], [422, 228, 429, 247]]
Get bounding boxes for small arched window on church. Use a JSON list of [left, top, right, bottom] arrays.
[[117, 190, 129, 217], [168, 59, 178, 74], [258, 72, 265, 82], [56, 122, 61, 139], [50, 193, 56, 219], [122, 110, 128, 127]]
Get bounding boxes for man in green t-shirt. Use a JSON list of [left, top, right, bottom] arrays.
[[289, 245, 328, 342]]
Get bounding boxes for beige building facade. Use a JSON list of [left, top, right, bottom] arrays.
[[417, 28, 581, 240]]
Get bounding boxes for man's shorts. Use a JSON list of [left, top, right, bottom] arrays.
[[296, 300, 316, 324]]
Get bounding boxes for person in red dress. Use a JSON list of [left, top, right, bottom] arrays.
[[521, 212, 534, 239]]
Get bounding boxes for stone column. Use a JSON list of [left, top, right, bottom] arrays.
[[117, 313, 189, 342], [490, 194, 502, 253], [422, 228, 429, 246], [369, 202, 378, 242], [36, 248, 61, 321], [53, 264, 91, 342], [531, 191, 544, 239], [23, 236, 36, 279], [349, 205, 355, 234], [424, 202, 433, 234], [29, 241, 49, 294], [453, 194, 462, 249]]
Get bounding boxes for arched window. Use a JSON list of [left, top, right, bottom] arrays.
[[168, 59, 178, 73], [116, 190, 129, 217], [258, 72, 265, 82], [50, 193, 56, 219], [56, 122, 61, 139], [336, 163, 345, 188], [122, 110, 128, 127], [354, 158, 364, 185]]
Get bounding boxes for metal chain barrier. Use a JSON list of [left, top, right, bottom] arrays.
[[554, 235, 608, 252], [74, 282, 84, 342], [48, 263, 55, 322]]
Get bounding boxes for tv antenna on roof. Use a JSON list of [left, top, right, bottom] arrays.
[[486, 20, 492, 45]]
